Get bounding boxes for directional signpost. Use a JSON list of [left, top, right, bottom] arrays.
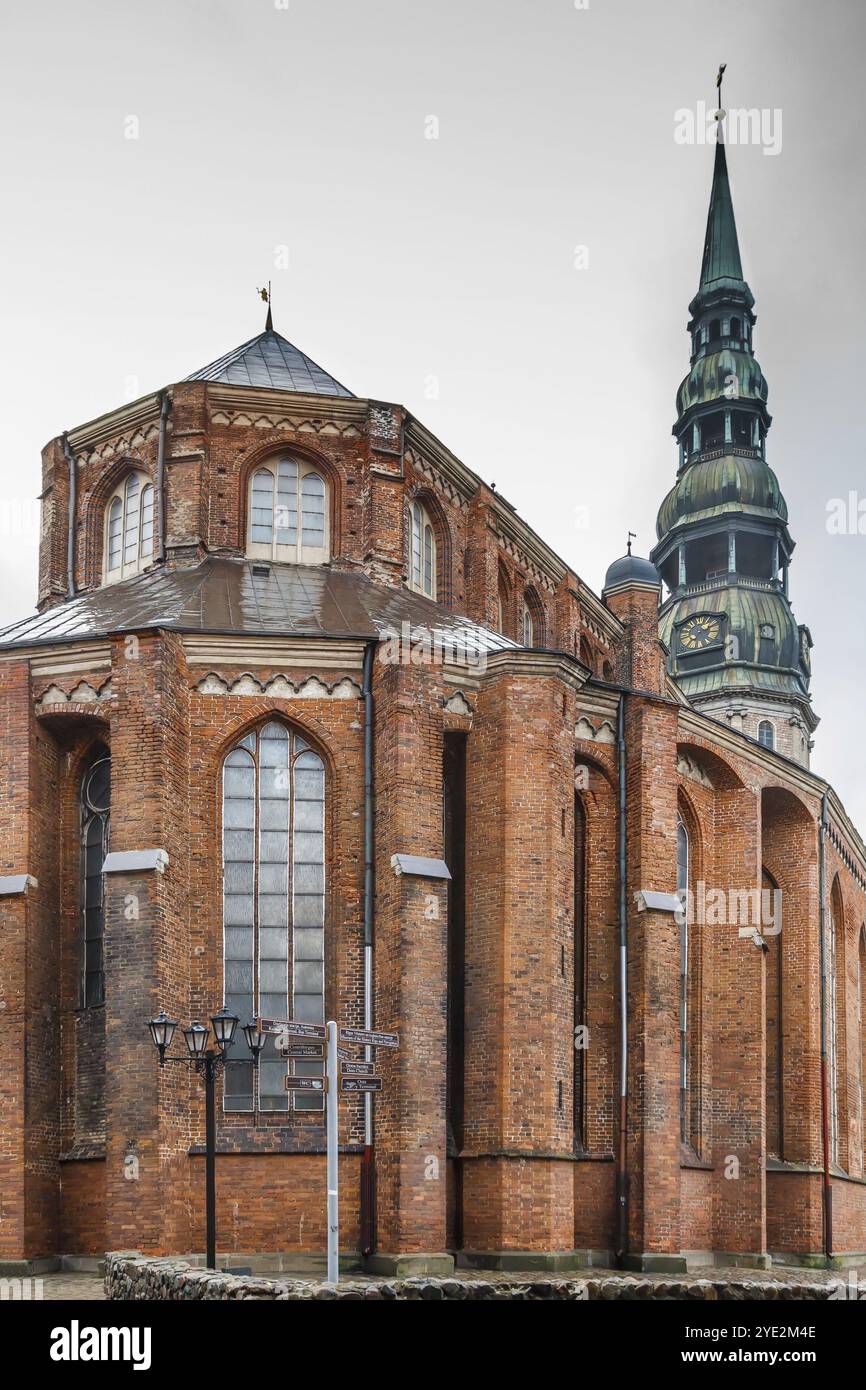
[[340, 1060, 376, 1077], [257, 1016, 399, 1283]]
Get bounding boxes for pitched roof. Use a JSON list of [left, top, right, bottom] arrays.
[[0, 558, 513, 660], [186, 329, 354, 397]]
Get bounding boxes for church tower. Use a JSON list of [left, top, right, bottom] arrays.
[[651, 119, 817, 766]]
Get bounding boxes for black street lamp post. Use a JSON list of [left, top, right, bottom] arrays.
[[147, 1007, 265, 1269]]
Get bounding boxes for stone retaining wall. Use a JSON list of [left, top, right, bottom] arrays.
[[105, 1253, 838, 1301]]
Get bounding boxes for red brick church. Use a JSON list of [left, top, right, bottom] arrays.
[[1, 125, 865, 1276]]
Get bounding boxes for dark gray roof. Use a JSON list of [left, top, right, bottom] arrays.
[[186, 330, 354, 397], [603, 553, 661, 592], [0, 558, 513, 660]]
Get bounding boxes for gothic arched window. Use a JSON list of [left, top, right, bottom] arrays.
[[758, 720, 775, 751], [827, 881, 847, 1167], [104, 472, 154, 583], [222, 722, 326, 1113], [80, 747, 111, 1007], [408, 501, 437, 599], [247, 459, 329, 564], [677, 812, 702, 1150]]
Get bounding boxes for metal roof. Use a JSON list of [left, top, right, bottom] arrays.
[[186, 330, 354, 397], [0, 558, 515, 660]]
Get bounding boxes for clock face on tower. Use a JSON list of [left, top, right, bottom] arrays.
[[678, 613, 722, 652]]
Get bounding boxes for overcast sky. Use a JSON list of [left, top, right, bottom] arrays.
[[1, 0, 864, 826]]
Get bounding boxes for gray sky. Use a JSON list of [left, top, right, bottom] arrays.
[[1, 0, 864, 827]]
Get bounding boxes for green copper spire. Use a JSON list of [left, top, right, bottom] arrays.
[[700, 133, 743, 288], [690, 121, 754, 317]]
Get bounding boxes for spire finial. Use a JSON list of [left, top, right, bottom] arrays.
[[258, 280, 273, 332], [627, 531, 636, 556], [715, 62, 727, 124]]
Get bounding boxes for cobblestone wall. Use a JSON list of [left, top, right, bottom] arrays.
[[105, 1253, 838, 1301]]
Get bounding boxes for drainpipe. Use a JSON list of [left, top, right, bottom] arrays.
[[62, 433, 76, 597], [818, 790, 832, 1260], [615, 693, 629, 1264], [155, 391, 171, 563], [360, 640, 377, 1255]]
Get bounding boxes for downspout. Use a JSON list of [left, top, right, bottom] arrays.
[[155, 391, 171, 563], [62, 433, 76, 597], [615, 693, 629, 1264], [360, 639, 377, 1255], [818, 790, 832, 1260]]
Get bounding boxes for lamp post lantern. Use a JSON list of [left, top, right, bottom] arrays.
[[147, 1005, 264, 1269]]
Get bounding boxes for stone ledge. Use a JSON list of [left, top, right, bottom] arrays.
[[104, 1252, 845, 1302], [0, 874, 38, 896]]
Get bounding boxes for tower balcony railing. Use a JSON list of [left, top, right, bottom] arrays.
[[659, 572, 782, 614], [684, 444, 763, 466]]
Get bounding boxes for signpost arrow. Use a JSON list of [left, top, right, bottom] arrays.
[[339, 1076, 382, 1093], [338, 1026, 399, 1049], [340, 1060, 376, 1077], [284, 1076, 326, 1092], [276, 1042, 324, 1058], [258, 1018, 327, 1040]]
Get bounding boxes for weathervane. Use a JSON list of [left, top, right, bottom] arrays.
[[627, 531, 636, 556], [257, 280, 273, 331]]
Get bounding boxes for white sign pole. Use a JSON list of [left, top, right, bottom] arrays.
[[326, 1019, 339, 1283]]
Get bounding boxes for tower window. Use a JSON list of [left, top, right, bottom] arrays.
[[758, 720, 775, 750], [708, 319, 721, 343], [80, 747, 111, 1007], [104, 472, 155, 583], [247, 458, 330, 564], [730, 316, 741, 339], [408, 501, 437, 599]]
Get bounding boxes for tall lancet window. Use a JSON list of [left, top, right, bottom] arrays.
[[826, 883, 846, 1166], [677, 815, 691, 1144], [408, 501, 437, 599], [246, 458, 329, 564], [104, 472, 154, 583], [222, 722, 326, 1113], [80, 747, 111, 1007]]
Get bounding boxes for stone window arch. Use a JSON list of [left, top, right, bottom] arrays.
[[80, 745, 111, 1007], [222, 720, 327, 1114], [104, 471, 154, 583], [247, 457, 330, 564]]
